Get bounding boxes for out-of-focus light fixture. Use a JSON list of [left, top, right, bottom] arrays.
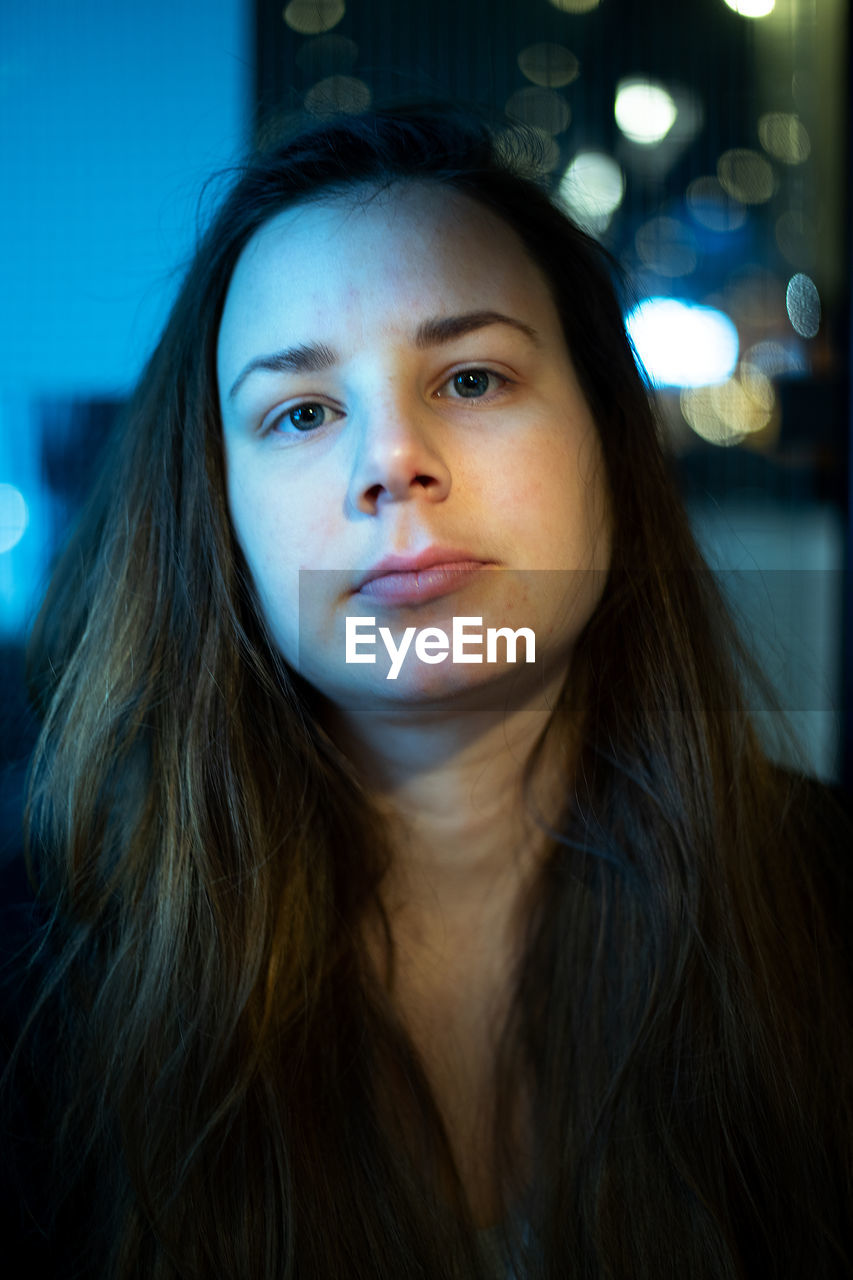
[[305, 75, 371, 115], [518, 43, 579, 88], [505, 86, 571, 135], [625, 298, 739, 388], [0, 484, 29, 554], [786, 273, 820, 338], [722, 0, 775, 17], [614, 79, 678, 145], [548, 0, 600, 12], [717, 148, 775, 204], [283, 0, 345, 35], [559, 152, 625, 234], [758, 113, 810, 165], [680, 363, 775, 447]]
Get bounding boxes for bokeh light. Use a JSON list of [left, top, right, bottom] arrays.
[[680, 362, 776, 447], [626, 298, 739, 387], [517, 43, 579, 88], [786, 273, 821, 338], [547, 0, 600, 12], [614, 79, 678, 145], [758, 112, 810, 164], [0, 484, 29, 554], [717, 149, 776, 203], [304, 75, 371, 115], [283, 0, 345, 35], [722, 0, 775, 16], [558, 151, 625, 233]]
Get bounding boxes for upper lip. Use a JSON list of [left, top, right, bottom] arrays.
[[355, 547, 492, 591]]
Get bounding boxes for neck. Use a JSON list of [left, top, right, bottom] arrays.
[[323, 682, 570, 1225], [322, 676, 572, 936]]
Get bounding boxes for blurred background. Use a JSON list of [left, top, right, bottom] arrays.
[[0, 0, 850, 860]]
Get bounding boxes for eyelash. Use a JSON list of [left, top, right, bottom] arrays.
[[261, 366, 511, 438]]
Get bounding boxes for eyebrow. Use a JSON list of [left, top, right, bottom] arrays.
[[227, 341, 337, 401], [226, 310, 539, 402]]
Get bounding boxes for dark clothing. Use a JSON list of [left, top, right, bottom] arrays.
[[2, 777, 851, 1279]]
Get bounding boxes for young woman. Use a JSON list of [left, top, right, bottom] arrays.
[[5, 106, 851, 1278]]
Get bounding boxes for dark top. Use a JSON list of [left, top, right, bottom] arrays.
[[1, 776, 851, 1278]]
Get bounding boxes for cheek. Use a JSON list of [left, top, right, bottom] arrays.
[[228, 460, 325, 568], [493, 430, 608, 562], [226, 470, 318, 651], [227, 464, 364, 685]]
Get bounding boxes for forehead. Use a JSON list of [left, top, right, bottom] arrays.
[[216, 184, 560, 373]]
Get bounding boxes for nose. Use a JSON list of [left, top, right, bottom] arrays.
[[345, 393, 452, 516]]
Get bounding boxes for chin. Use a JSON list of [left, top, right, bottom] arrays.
[[309, 657, 570, 719]]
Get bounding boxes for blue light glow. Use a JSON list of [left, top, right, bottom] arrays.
[[625, 297, 740, 388], [0, 483, 29, 554]]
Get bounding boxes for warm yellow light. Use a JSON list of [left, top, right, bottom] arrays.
[[680, 363, 775, 447], [681, 383, 744, 446], [717, 149, 775, 204], [614, 79, 678, 145], [758, 113, 810, 165], [518, 43, 579, 88], [548, 0, 600, 12], [304, 75, 370, 115], [722, 0, 775, 16], [283, 0, 345, 36]]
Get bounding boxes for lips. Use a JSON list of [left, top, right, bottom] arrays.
[[354, 548, 495, 606]]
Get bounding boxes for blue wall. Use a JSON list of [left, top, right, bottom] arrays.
[[0, 0, 250, 393], [0, 0, 250, 636]]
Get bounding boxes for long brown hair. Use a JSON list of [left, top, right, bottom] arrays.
[[13, 106, 852, 1277]]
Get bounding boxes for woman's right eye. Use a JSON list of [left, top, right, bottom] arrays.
[[286, 403, 327, 431], [264, 401, 340, 436]]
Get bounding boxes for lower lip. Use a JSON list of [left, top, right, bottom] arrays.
[[356, 561, 491, 606]]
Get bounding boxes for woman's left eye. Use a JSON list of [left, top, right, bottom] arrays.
[[438, 368, 507, 400]]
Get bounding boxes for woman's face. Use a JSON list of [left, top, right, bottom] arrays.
[[217, 183, 611, 713]]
